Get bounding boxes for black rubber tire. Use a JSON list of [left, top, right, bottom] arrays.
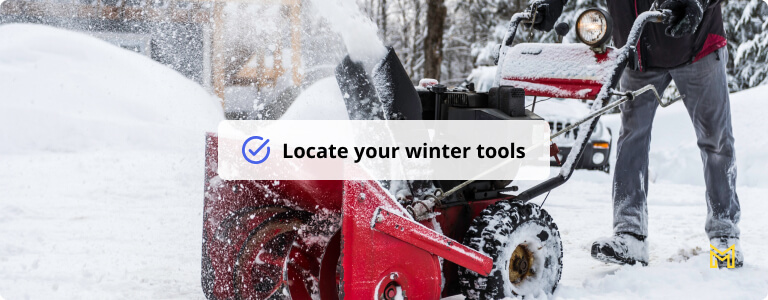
[[233, 210, 311, 300], [459, 201, 563, 299]]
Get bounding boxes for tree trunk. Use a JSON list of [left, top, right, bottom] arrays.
[[424, 0, 446, 80], [380, 0, 387, 43], [411, 0, 421, 78]]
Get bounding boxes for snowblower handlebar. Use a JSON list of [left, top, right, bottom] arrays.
[[501, 11, 535, 47], [493, 10, 535, 85], [623, 10, 672, 53], [499, 8, 672, 56]]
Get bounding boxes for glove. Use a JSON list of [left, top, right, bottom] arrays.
[[660, 0, 704, 38], [531, 0, 566, 32]]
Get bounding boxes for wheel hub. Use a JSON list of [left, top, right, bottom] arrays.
[[508, 244, 534, 285]]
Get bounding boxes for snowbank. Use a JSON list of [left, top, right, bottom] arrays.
[[0, 24, 222, 300], [0, 24, 223, 154], [602, 84, 768, 188]]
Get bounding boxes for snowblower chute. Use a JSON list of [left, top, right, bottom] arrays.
[[202, 7, 680, 300]]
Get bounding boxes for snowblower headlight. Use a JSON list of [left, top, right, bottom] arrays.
[[576, 9, 613, 48]]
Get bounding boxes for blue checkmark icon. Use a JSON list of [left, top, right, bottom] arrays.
[[242, 136, 270, 164]]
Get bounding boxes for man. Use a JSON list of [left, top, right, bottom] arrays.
[[533, 0, 742, 268]]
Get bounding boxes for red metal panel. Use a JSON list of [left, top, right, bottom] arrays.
[[341, 180, 442, 300], [501, 77, 604, 99], [204, 134, 507, 299], [372, 208, 493, 276], [499, 45, 617, 100]]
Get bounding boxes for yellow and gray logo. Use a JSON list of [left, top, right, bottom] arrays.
[[710, 244, 736, 269]]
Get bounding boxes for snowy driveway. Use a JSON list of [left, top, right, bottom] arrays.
[[1, 152, 767, 299]]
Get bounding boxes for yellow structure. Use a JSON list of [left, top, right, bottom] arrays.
[[1, 0, 304, 106], [212, 0, 303, 100]]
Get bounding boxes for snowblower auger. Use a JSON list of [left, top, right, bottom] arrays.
[[201, 7, 678, 300]]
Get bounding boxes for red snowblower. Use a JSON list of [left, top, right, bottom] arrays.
[[201, 6, 681, 300]]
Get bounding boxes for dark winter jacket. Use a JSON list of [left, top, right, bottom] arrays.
[[606, 0, 727, 70]]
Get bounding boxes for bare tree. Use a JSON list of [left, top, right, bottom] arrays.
[[380, 0, 388, 42], [423, 0, 446, 80]]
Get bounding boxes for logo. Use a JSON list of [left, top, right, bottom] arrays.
[[242, 136, 271, 165], [710, 244, 735, 269], [521, 48, 543, 55]]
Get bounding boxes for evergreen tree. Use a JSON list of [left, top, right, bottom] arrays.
[[724, 0, 768, 90]]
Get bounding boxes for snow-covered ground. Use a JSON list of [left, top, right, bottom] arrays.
[[0, 24, 223, 299], [1, 23, 768, 300]]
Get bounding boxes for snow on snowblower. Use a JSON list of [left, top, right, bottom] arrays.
[[201, 6, 682, 300]]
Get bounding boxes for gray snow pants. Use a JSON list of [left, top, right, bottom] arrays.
[[613, 48, 741, 239]]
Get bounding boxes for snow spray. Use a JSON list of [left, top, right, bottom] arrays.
[[308, 0, 388, 66]]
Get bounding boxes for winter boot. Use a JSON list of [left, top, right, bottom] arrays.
[[591, 233, 649, 266], [710, 237, 744, 269]]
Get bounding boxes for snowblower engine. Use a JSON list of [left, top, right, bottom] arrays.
[[416, 83, 532, 121]]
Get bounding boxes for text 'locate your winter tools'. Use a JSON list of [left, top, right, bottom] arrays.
[[277, 143, 527, 163], [218, 120, 550, 181]]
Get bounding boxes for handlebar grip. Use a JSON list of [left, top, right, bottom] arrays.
[[653, 9, 674, 23]]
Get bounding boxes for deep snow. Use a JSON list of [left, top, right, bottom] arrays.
[[0, 24, 223, 299], [1, 23, 768, 300], [0, 24, 223, 155]]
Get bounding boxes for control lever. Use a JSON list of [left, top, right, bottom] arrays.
[[550, 143, 561, 166], [551, 85, 685, 140], [609, 84, 684, 107], [524, 4, 542, 42], [554, 22, 570, 43]]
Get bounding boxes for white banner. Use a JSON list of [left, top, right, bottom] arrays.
[[217, 120, 550, 180]]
